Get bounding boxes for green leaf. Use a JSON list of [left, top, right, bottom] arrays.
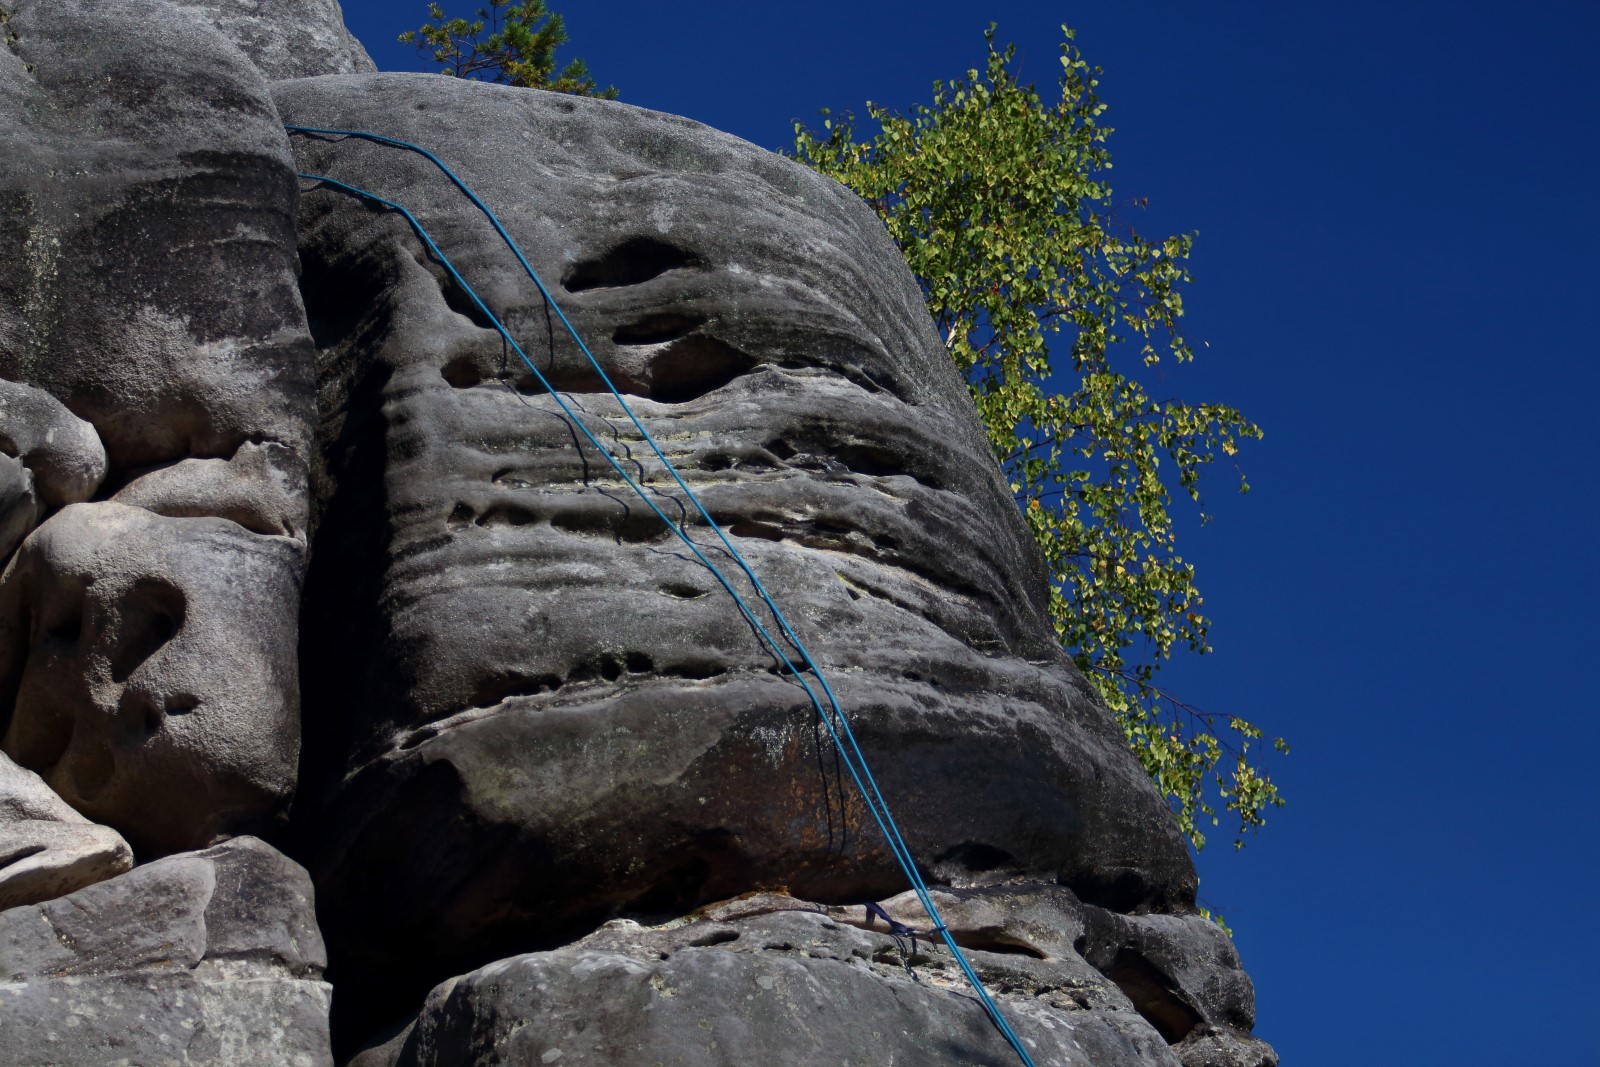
[[793, 24, 1282, 854]]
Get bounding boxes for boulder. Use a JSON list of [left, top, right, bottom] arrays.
[[0, 750, 131, 910], [0, 504, 302, 856], [0, 378, 107, 511], [0, 835, 332, 1066], [0, 378, 107, 562], [0, 3, 1276, 1062], [0, 0, 316, 478]]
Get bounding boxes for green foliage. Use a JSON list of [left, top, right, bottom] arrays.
[[400, 0, 616, 98], [794, 25, 1285, 851]]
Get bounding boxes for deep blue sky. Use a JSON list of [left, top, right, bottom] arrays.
[[336, 3, 1600, 1064]]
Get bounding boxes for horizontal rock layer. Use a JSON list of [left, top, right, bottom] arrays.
[[0, 836, 332, 1066], [352, 884, 1274, 1067]]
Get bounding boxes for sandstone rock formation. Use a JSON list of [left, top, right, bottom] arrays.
[[0, 836, 333, 1065], [275, 75, 1200, 1030], [0, 749, 131, 909], [0, 0, 323, 859], [350, 885, 1272, 1067], [0, 1, 1275, 1064]]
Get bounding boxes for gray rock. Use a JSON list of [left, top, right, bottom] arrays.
[[170, 0, 376, 81], [113, 439, 310, 538], [859, 885, 1275, 1067], [0, 749, 132, 910], [0, 835, 332, 1066], [356, 886, 1277, 1067], [0, 453, 37, 563], [351, 892, 1188, 1067], [0, 503, 302, 856], [0, 0, 314, 856], [0, 378, 107, 510], [0, 2, 1275, 1060], [272, 73, 1197, 1014], [0, 0, 315, 483]]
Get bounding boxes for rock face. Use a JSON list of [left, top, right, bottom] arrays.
[[0, 1, 1274, 1064], [0, 0, 318, 855], [0, 836, 333, 1065], [273, 72, 1197, 1015], [350, 885, 1273, 1067], [170, 0, 376, 81], [0, 503, 303, 854]]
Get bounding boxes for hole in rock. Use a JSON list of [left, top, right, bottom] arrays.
[[439, 275, 496, 330], [938, 842, 1016, 874], [625, 652, 654, 673], [699, 452, 733, 471], [659, 582, 710, 600], [646, 336, 757, 404], [662, 661, 727, 681], [166, 694, 200, 715], [835, 444, 911, 479], [764, 657, 810, 677], [765, 438, 797, 461], [565, 654, 629, 686], [45, 614, 83, 645], [440, 356, 483, 388], [469, 672, 565, 710], [728, 520, 785, 542], [476, 503, 538, 528], [492, 468, 539, 490], [109, 580, 185, 684], [117, 691, 162, 737], [685, 928, 740, 948], [613, 312, 707, 346], [447, 503, 475, 530], [564, 237, 700, 292], [551, 504, 669, 544], [1104, 948, 1205, 1044], [958, 934, 1047, 960]]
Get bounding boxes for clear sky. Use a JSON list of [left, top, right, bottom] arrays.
[[333, 3, 1600, 1064]]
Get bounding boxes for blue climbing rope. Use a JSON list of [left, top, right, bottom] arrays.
[[288, 124, 1039, 1067]]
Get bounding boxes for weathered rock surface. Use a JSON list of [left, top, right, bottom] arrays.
[[0, 0, 315, 477], [0, 0, 315, 856], [0, 749, 131, 910], [0, 378, 106, 561], [0, 453, 36, 562], [0, 1, 1275, 1062], [171, 0, 375, 81], [0, 503, 303, 855], [859, 886, 1275, 1067], [351, 885, 1273, 1067], [0, 378, 107, 511], [0, 835, 332, 1065], [274, 72, 1197, 1009]]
